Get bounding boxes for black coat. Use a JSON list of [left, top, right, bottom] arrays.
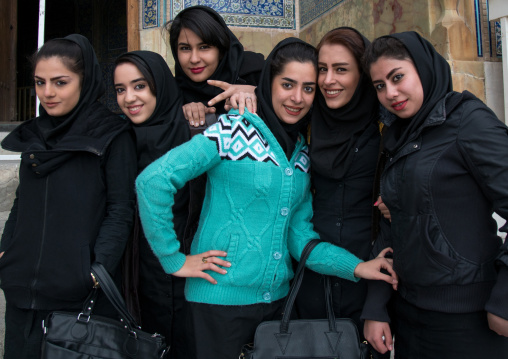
[[363, 93, 508, 321], [295, 122, 380, 332], [0, 110, 136, 311]]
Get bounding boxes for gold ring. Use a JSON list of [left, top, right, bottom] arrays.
[[202, 257, 208, 263]]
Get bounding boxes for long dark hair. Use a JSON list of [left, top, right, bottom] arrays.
[[114, 53, 157, 95], [32, 38, 84, 80]]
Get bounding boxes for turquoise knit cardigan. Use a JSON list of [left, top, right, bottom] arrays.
[[136, 110, 362, 305]]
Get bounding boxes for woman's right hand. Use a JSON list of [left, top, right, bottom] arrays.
[[182, 102, 216, 127], [374, 196, 391, 222], [226, 91, 257, 115], [172, 250, 231, 284], [364, 320, 393, 354]]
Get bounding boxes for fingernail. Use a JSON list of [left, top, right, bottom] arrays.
[[389, 345, 393, 351], [227, 262, 232, 267], [223, 270, 227, 274], [374, 201, 379, 206], [200, 121, 204, 125]]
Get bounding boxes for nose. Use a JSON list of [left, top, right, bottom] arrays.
[[190, 49, 200, 64], [323, 70, 335, 86], [291, 88, 303, 104], [43, 84, 55, 98], [385, 83, 398, 99], [125, 88, 136, 103]]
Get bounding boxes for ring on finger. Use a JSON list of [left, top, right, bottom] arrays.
[[202, 257, 208, 263], [245, 96, 252, 100]]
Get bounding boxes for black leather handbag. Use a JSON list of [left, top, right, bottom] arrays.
[[41, 262, 169, 358], [241, 239, 370, 359]]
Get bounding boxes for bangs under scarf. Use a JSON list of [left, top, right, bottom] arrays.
[[35, 34, 106, 147], [310, 27, 379, 179], [255, 37, 316, 160], [120, 51, 190, 171], [171, 6, 260, 114], [381, 31, 452, 155]]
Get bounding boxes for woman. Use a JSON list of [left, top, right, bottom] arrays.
[[136, 37, 397, 359], [361, 31, 508, 358], [293, 27, 388, 358], [167, 5, 264, 126], [113, 51, 191, 359], [0, 34, 136, 359]]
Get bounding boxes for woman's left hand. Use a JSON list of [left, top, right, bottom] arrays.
[[353, 247, 398, 290], [207, 80, 256, 111], [226, 91, 257, 115], [488, 312, 508, 337]]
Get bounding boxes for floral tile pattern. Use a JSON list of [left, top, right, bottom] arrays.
[[168, 0, 295, 29], [495, 21, 502, 57], [299, 0, 345, 27], [143, 0, 159, 29]]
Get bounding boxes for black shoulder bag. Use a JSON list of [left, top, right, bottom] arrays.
[[41, 262, 168, 358], [241, 239, 370, 359]]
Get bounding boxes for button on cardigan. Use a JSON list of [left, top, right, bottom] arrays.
[[136, 109, 362, 306]]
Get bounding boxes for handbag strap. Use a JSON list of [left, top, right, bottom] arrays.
[[280, 239, 336, 333], [91, 262, 140, 331]]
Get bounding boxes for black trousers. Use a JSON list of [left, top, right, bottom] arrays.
[[393, 294, 508, 359], [189, 299, 284, 359]]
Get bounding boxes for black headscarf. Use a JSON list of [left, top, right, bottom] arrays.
[[171, 6, 263, 114], [121, 51, 190, 171], [381, 31, 452, 155], [255, 37, 315, 160], [35, 34, 107, 147], [310, 27, 379, 179]]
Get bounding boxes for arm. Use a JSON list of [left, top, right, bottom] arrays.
[[457, 103, 508, 328], [135, 131, 224, 276], [206, 80, 256, 112], [286, 183, 397, 285], [93, 131, 137, 274], [0, 185, 19, 254]]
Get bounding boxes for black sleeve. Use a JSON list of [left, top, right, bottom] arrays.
[[0, 186, 20, 252], [93, 131, 137, 274]]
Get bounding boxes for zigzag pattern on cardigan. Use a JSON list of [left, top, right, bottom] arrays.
[[204, 114, 311, 173]]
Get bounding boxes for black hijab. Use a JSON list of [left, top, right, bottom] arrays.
[[121, 51, 190, 171], [35, 34, 108, 147], [255, 37, 315, 160], [310, 27, 379, 179], [381, 31, 452, 155], [171, 6, 263, 114]]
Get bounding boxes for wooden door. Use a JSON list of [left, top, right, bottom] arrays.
[[0, 0, 17, 122]]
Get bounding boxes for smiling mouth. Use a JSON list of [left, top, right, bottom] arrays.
[[190, 67, 205, 74], [284, 105, 302, 115], [324, 89, 343, 96], [127, 105, 143, 114], [391, 100, 408, 111]]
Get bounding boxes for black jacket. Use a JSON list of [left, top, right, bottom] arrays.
[[0, 111, 136, 311], [363, 93, 508, 321], [296, 122, 380, 328]]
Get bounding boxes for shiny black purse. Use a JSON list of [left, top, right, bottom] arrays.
[[41, 262, 168, 359], [241, 239, 370, 359]]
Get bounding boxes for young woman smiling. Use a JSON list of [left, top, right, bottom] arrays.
[[292, 27, 389, 359], [113, 51, 193, 359], [361, 31, 508, 358], [167, 5, 264, 127], [135, 38, 398, 359], [0, 34, 136, 359]]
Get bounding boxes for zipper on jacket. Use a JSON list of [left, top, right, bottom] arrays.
[[30, 175, 50, 309]]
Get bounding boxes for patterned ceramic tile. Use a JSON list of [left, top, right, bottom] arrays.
[[495, 21, 502, 57], [299, 0, 345, 27], [143, 0, 159, 29], [170, 0, 295, 29], [473, 0, 483, 57]]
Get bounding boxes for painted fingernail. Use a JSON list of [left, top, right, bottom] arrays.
[[374, 201, 379, 206], [200, 121, 204, 125], [223, 270, 227, 274]]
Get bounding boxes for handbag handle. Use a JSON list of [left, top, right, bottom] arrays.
[[280, 239, 336, 334], [91, 262, 140, 332]]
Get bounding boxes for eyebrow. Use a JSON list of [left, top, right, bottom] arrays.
[[114, 77, 146, 87], [281, 77, 316, 86], [34, 75, 71, 81], [371, 67, 403, 85], [318, 62, 349, 67]]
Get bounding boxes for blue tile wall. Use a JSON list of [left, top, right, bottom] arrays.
[[300, 0, 345, 27], [143, 0, 159, 29], [495, 21, 502, 57]]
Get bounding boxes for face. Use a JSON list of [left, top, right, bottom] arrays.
[[317, 43, 361, 109], [271, 61, 317, 125], [177, 28, 220, 82], [369, 56, 424, 119], [34, 57, 82, 117], [114, 62, 157, 125]]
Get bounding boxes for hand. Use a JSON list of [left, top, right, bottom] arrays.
[[182, 102, 216, 127], [488, 312, 508, 337], [364, 320, 393, 354], [207, 80, 256, 110], [354, 247, 398, 289], [227, 91, 257, 115], [173, 250, 231, 284], [374, 196, 391, 222], [0, 251, 4, 259]]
